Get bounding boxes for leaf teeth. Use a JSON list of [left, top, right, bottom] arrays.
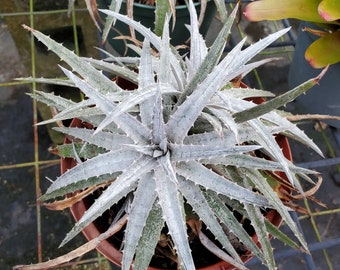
[[122, 174, 157, 270]]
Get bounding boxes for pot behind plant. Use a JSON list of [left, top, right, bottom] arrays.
[[97, 0, 216, 56], [288, 21, 340, 128]]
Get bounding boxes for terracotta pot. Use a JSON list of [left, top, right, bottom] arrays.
[[61, 81, 292, 269]]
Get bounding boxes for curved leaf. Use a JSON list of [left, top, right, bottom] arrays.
[[244, 0, 325, 23], [318, 0, 340, 21], [305, 31, 340, 68]]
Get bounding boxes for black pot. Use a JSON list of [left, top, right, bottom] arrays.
[[97, 0, 216, 56], [288, 21, 340, 128]]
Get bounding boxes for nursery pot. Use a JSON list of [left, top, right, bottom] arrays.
[[288, 21, 340, 128], [97, 0, 216, 56], [61, 81, 292, 269]]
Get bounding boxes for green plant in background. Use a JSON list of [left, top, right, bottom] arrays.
[[244, 0, 340, 68], [14, 1, 326, 269]]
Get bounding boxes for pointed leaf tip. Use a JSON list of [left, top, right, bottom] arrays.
[[22, 24, 32, 31], [314, 65, 329, 83]]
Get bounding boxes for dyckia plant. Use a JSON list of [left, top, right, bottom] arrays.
[[15, 1, 324, 270]]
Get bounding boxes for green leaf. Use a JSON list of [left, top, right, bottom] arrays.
[[244, 0, 326, 23], [40, 173, 118, 202], [204, 190, 265, 263], [244, 200, 276, 269], [213, 0, 228, 23], [55, 143, 106, 159], [134, 201, 164, 270], [265, 219, 307, 252], [305, 32, 340, 68], [241, 168, 309, 252], [318, 0, 340, 21], [154, 0, 171, 36], [233, 69, 327, 123]]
